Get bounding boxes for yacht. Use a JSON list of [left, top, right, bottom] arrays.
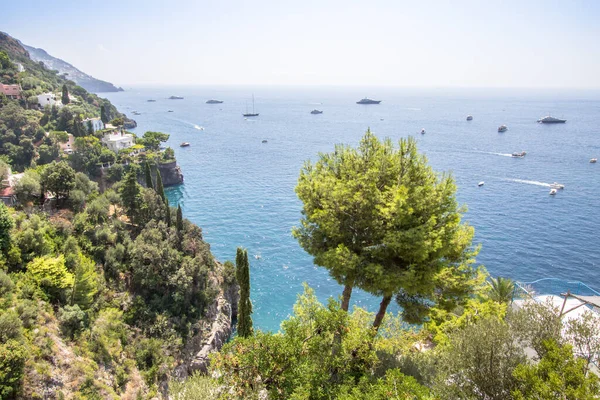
[[262, 139, 268, 143], [498, 125, 508, 132], [147, 99, 156, 102], [478, 181, 485, 187], [243, 94, 259, 117], [549, 188, 557, 195], [550, 182, 564, 190], [511, 151, 527, 158], [311, 109, 323, 114], [466, 115, 473, 121], [590, 158, 597, 163], [538, 115, 566, 123], [356, 98, 381, 104], [180, 142, 190, 147], [206, 99, 223, 104], [169, 96, 184, 100], [420, 128, 426, 134]]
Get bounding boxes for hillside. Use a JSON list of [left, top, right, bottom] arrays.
[[21, 42, 124, 93]]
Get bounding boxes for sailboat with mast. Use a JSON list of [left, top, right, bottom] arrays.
[[243, 94, 259, 117]]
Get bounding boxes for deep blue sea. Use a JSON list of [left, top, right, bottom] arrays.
[[103, 86, 600, 332]]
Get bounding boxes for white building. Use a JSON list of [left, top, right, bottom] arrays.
[[37, 92, 62, 108], [82, 117, 105, 133], [102, 131, 135, 153], [59, 133, 75, 154]]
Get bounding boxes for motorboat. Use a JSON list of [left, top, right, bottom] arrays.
[[498, 125, 508, 132], [254, 254, 261, 260], [550, 182, 564, 190], [262, 140, 268, 143], [478, 181, 485, 187], [420, 128, 426, 134], [466, 115, 473, 121], [147, 99, 156, 102], [180, 142, 190, 147], [591, 158, 597, 163], [538, 115, 566, 123], [169, 96, 184, 100], [206, 99, 223, 104], [167, 110, 174, 112], [310, 109, 323, 114], [356, 98, 381, 104], [511, 151, 527, 158], [549, 188, 557, 195]]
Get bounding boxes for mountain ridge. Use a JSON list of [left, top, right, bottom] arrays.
[[19, 41, 124, 93]]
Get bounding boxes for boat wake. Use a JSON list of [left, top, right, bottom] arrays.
[[193, 124, 204, 130], [505, 178, 551, 187], [406, 107, 421, 111], [475, 150, 513, 157]]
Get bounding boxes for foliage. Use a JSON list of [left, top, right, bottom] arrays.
[[337, 369, 433, 400], [0, 339, 26, 399], [294, 131, 476, 331], [434, 316, 526, 400], [169, 373, 220, 400], [236, 247, 253, 338], [120, 167, 142, 224], [26, 255, 74, 302], [61, 84, 70, 105], [58, 304, 86, 339], [70, 254, 99, 309], [134, 337, 171, 386], [564, 309, 600, 374], [41, 160, 76, 203], [488, 276, 515, 303], [0, 311, 23, 343], [512, 340, 600, 400], [13, 169, 41, 206], [137, 131, 170, 152], [0, 202, 13, 254], [144, 161, 153, 189]]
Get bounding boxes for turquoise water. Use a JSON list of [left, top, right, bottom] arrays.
[[103, 86, 600, 332]]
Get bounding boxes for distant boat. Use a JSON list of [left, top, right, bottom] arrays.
[[591, 158, 598, 163], [262, 140, 268, 143], [243, 94, 259, 117], [478, 181, 485, 187], [311, 109, 323, 114], [147, 99, 156, 102], [538, 115, 566, 123], [549, 188, 557, 195], [206, 99, 223, 104], [550, 182, 564, 190], [420, 128, 426, 134], [498, 125, 508, 132], [466, 115, 473, 121], [169, 96, 184, 100], [512, 151, 526, 158], [167, 110, 174, 112], [180, 142, 190, 147], [356, 98, 381, 104]]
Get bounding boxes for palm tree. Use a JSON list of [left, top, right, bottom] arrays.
[[488, 276, 515, 303]]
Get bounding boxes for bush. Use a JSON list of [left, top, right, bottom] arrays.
[[0, 270, 14, 297], [16, 299, 38, 329], [58, 304, 86, 339], [0, 339, 26, 399], [0, 311, 22, 343]]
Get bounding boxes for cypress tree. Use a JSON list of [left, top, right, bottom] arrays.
[[155, 169, 166, 203], [120, 169, 142, 224], [100, 105, 109, 124], [236, 247, 253, 338], [144, 162, 154, 189], [176, 204, 183, 234], [61, 84, 70, 105], [165, 198, 171, 227]]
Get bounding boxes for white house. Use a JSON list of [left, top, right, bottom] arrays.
[[82, 117, 104, 133], [37, 92, 62, 108], [102, 131, 135, 153]]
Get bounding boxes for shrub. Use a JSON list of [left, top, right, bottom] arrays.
[[0, 311, 22, 343], [58, 304, 86, 339], [0, 270, 14, 297], [0, 339, 26, 399]]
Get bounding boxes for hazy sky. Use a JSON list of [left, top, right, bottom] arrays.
[[3, 0, 600, 88]]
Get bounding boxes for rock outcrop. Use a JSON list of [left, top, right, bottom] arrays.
[[157, 161, 184, 186]]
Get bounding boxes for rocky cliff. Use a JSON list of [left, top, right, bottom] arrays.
[[158, 161, 184, 186]]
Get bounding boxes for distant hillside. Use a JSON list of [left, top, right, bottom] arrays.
[[20, 42, 124, 93]]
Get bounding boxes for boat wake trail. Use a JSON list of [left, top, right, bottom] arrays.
[[505, 178, 551, 187], [475, 150, 512, 157], [193, 124, 204, 130], [406, 107, 421, 111]]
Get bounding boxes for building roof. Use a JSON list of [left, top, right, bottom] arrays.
[[0, 84, 22, 96], [0, 186, 14, 197]]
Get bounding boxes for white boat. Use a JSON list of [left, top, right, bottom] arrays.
[[549, 188, 557, 195], [550, 182, 564, 190], [591, 158, 597, 163], [511, 151, 527, 158], [254, 254, 261, 260], [498, 125, 508, 132], [478, 181, 485, 187], [420, 128, 426, 134], [466, 115, 473, 121]]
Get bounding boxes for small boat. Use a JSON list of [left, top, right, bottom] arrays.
[[466, 115, 473, 121], [356, 98, 381, 104], [180, 142, 190, 147], [310, 109, 323, 114], [206, 99, 223, 104], [591, 158, 597, 163], [147, 99, 156, 102], [538, 115, 566, 123], [420, 129, 426, 134], [254, 254, 261, 260], [261, 139, 268, 143], [549, 188, 557, 195], [512, 151, 527, 158], [169, 96, 184, 100], [550, 182, 564, 190], [478, 181, 485, 187], [167, 110, 174, 112], [498, 125, 508, 132]]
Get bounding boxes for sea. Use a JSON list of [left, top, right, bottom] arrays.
[[103, 86, 600, 332]]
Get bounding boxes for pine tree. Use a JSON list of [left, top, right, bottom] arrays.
[[155, 169, 166, 203], [144, 162, 154, 189], [70, 254, 98, 309], [236, 248, 253, 338], [61, 84, 70, 105], [176, 204, 183, 234]]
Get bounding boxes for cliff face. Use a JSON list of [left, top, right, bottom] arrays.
[[174, 263, 240, 379], [158, 161, 184, 186]]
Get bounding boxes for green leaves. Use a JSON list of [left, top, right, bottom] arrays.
[[236, 247, 253, 338]]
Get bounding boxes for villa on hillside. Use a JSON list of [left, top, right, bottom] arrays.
[[0, 83, 22, 99], [37, 92, 63, 108], [102, 130, 135, 153], [0, 170, 24, 206], [82, 117, 104, 133], [59, 133, 75, 154]]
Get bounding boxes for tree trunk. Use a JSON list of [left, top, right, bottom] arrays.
[[372, 294, 392, 332], [341, 282, 354, 311]]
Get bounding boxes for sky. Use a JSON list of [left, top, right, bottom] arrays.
[[3, 0, 600, 88]]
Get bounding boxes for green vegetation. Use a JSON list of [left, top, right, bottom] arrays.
[[235, 247, 253, 338]]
